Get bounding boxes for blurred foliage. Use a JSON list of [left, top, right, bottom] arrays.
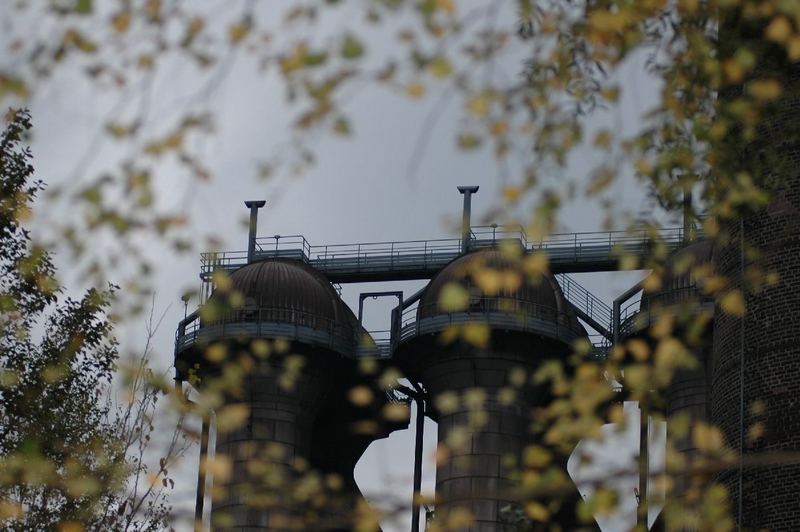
[[0, 110, 188, 530], [0, 0, 797, 530]]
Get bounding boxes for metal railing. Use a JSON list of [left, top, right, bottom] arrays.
[[356, 330, 392, 358], [175, 306, 357, 357], [617, 285, 714, 338], [557, 273, 613, 337], [397, 298, 587, 345], [587, 333, 612, 360], [199, 224, 701, 292]]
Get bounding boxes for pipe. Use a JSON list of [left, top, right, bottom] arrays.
[[410, 393, 425, 532], [457, 186, 479, 253], [407, 381, 427, 532], [244, 200, 266, 263], [195, 413, 210, 531], [401, 286, 427, 310], [612, 280, 644, 346], [613, 279, 646, 529], [637, 398, 649, 530]]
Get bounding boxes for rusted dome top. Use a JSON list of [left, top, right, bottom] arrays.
[[208, 259, 356, 328], [418, 249, 582, 332]]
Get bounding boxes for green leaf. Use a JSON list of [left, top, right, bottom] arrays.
[[332, 117, 351, 135], [457, 133, 483, 150], [429, 56, 452, 78], [75, 0, 93, 14], [341, 34, 365, 59]]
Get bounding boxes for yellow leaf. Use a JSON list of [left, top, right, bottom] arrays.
[[462, 322, 490, 348], [348, 385, 374, 407], [467, 94, 489, 117], [787, 36, 800, 61], [722, 59, 744, 83], [228, 21, 251, 44], [588, 9, 631, 32], [627, 338, 650, 361], [720, 290, 746, 316], [383, 403, 410, 422], [473, 267, 502, 295], [111, 12, 131, 33], [202, 455, 232, 482], [202, 344, 227, 365], [525, 501, 550, 521], [765, 15, 792, 43], [497, 387, 516, 405], [446, 508, 474, 528], [434, 391, 460, 414], [641, 272, 662, 293], [435, 0, 456, 14], [692, 423, 724, 452], [429, 56, 452, 78], [463, 387, 486, 409], [523, 445, 552, 467], [502, 185, 522, 203], [593, 129, 613, 148], [490, 120, 508, 136], [523, 252, 549, 276], [438, 283, 469, 311], [650, 314, 674, 339], [0, 501, 21, 520], [457, 133, 482, 150], [137, 54, 154, 69], [58, 522, 84, 532], [251, 339, 271, 358], [216, 404, 250, 433], [748, 79, 783, 101], [405, 82, 425, 99]]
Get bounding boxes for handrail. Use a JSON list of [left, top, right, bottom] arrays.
[[175, 305, 358, 356], [556, 273, 613, 337], [398, 297, 586, 344], [200, 223, 700, 284], [618, 285, 713, 338]]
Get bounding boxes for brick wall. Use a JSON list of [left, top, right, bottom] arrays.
[[711, 25, 800, 528]]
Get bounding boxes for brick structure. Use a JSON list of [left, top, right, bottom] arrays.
[[711, 12, 800, 529], [711, 188, 800, 529]]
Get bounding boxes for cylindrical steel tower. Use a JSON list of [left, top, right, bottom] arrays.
[[175, 259, 399, 531], [396, 249, 590, 530]]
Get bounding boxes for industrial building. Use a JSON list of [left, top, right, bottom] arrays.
[[171, 179, 800, 531]]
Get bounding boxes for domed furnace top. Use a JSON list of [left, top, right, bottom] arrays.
[[221, 259, 348, 320], [205, 259, 358, 342], [418, 249, 582, 332]]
